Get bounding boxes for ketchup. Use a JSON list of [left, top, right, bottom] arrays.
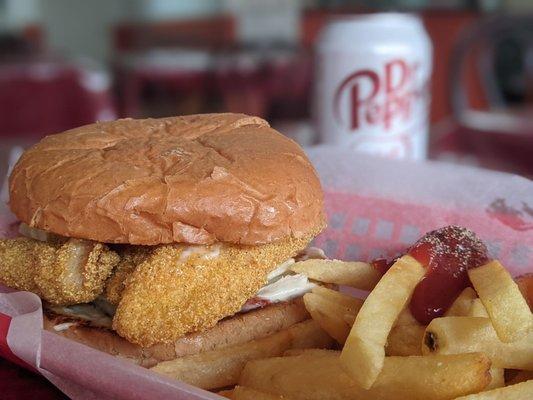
[[371, 258, 394, 275], [407, 226, 489, 324]]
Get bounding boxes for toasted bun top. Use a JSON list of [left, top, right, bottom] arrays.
[[9, 114, 325, 245]]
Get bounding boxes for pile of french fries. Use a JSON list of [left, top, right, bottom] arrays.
[[153, 255, 533, 400]]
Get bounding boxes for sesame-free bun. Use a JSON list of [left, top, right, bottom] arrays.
[[9, 114, 325, 245], [43, 299, 310, 368]]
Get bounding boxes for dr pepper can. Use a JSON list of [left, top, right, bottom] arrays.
[[313, 13, 433, 160]]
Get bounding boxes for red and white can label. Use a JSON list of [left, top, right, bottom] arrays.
[[314, 14, 433, 160]]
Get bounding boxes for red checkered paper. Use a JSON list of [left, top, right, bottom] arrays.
[[308, 147, 532, 278]]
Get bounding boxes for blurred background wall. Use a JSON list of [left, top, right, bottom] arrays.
[[1, 0, 532, 178]]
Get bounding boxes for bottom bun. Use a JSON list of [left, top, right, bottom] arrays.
[[44, 298, 310, 368]]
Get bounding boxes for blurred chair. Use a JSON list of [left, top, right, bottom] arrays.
[[0, 59, 116, 139], [444, 15, 533, 176], [0, 27, 44, 60], [112, 15, 236, 118], [215, 43, 312, 120], [113, 15, 236, 52], [114, 48, 215, 118]]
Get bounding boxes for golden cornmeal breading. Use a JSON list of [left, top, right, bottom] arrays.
[[113, 235, 312, 347], [36, 238, 120, 305], [0, 238, 54, 295], [105, 246, 152, 305], [0, 237, 119, 305]]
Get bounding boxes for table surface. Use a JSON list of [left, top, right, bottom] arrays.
[[0, 358, 67, 399]]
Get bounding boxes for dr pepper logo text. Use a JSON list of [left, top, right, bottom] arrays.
[[334, 59, 424, 132]]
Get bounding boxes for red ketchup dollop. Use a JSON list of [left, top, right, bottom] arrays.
[[371, 258, 394, 275], [407, 226, 489, 324]]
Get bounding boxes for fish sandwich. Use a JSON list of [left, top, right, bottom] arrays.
[[0, 113, 327, 367]]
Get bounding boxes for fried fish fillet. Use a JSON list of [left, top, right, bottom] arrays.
[[113, 236, 312, 347], [105, 246, 152, 305], [0, 237, 119, 305], [0, 238, 55, 295]]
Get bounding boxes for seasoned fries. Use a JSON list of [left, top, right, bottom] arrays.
[[302, 287, 362, 344], [445, 287, 478, 317], [290, 259, 381, 290], [516, 274, 533, 310], [311, 285, 364, 311], [385, 324, 425, 356], [151, 320, 332, 389], [231, 386, 290, 400], [386, 307, 425, 356], [466, 299, 489, 318], [218, 389, 234, 399], [147, 225, 532, 399], [486, 367, 504, 390], [303, 293, 352, 344], [468, 260, 532, 342], [453, 379, 533, 399], [239, 351, 491, 400], [423, 317, 533, 370], [340, 255, 425, 388]]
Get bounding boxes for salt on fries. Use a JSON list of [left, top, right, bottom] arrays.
[[340, 255, 425, 389]]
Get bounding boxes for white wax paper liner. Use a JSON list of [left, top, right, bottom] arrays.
[[0, 145, 532, 398], [307, 146, 533, 277], [0, 287, 220, 400]]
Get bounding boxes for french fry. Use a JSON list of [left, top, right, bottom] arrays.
[[303, 293, 353, 344], [311, 286, 364, 312], [340, 255, 426, 389], [469, 260, 533, 342], [466, 299, 489, 318], [445, 287, 478, 317], [239, 351, 491, 400], [232, 386, 292, 400], [302, 287, 362, 344], [385, 324, 425, 356], [394, 307, 420, 326], [283, 348, 337, 357], [217, 389, 234, 399], [386, 306, 425, 356], [486, 367, 505, 390], [289, 259, 381, 290], [452, 379, 533, 399], [515, 274, 533, 311], [151, 320, 332, 389], [423, 317, 533, 370]]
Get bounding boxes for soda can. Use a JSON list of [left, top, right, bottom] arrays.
[[313, 13, 433, 160]]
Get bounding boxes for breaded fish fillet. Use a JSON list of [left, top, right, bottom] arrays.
[[0, 237, 119, 305], [113, 236, 312, 347], [0, 238, 55, 295], [105, 246, 152, 305]]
